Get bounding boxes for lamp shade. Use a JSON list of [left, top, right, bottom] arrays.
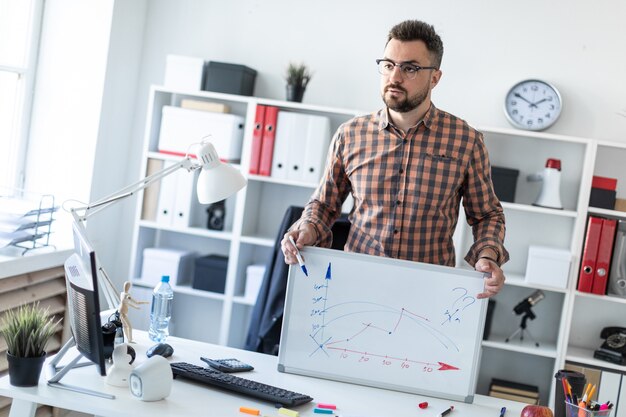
[[196, 142, 247, 204]]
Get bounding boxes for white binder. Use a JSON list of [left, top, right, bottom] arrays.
[[158, 106, 244, 162], [302, 114, 331, 184], [155, 161, 176, 225], [272, 112, 331, 183], [286, 118, 307, 182], [171, 168, 195, 228], [271, 111, 294, 180]]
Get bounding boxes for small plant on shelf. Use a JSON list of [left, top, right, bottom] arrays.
[[284, 62, 312, 102]]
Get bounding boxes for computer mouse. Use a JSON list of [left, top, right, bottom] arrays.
[[146, 342, 174, 358]]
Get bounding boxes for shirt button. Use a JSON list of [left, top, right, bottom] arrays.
[[393, 229, 399, 234], [399, 169, 404, 174], [396, 200, 401, 206], [403, 139, 408, 144]]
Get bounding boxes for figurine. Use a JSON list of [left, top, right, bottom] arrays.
[[117, 281, 149, 343]]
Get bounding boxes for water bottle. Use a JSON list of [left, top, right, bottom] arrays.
[[148, 275, 174, 342]]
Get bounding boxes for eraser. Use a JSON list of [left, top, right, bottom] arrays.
[[313, 408, 333, 414], [317, 403, 337, 410]]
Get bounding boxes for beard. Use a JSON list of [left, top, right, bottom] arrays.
[[382, 83, 428, 113]]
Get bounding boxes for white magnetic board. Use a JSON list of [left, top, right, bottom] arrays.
[[278, 247, 487, 403]]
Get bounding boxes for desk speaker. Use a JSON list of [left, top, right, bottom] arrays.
[[129, 356, 173, 401]]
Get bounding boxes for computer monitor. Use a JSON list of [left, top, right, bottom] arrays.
[[47, 217, 113, 398], [64, 218, 107, 375]]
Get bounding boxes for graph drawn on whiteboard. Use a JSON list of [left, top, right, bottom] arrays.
[[278, 247, 487, 403]]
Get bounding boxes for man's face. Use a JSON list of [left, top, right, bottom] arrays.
[[380, 39, 441, 113]]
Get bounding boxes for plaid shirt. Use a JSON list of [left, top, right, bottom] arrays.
[[294, 104, 509, 267]]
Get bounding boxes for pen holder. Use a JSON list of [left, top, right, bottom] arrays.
[[564, 402, 612, 417]]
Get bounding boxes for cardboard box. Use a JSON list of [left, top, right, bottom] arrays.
[[203, 61, 257, 96], [525, 246, 571, 289], [614, 198, 626, 212], [193, 255, 228, 293], [245, 264, 266, 302], [140, 247, 196, 286], [163, 55, 205, 91], [158, 106, 244, 162]]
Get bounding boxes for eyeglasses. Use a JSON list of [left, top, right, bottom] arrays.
[[376, 59, 437, 80]]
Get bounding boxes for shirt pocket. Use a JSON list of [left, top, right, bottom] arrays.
[[413, 151, 464, 211]]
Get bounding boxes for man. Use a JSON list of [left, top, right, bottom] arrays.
[[281, 20, 508, 298]]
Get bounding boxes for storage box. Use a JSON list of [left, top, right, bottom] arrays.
[[592, 175, 617, 191], [491, 166, 519, 203], [615, 198, 626, 213], [589, 187, 616, 209], [203, 61, 257, 96], [158, 106, 244, 162], [140, 247, 196, 286], [163, 55, 205, 91], [525, 245, 571, 289], [245, 264, 266, 302], [193, 255, 228, 293]]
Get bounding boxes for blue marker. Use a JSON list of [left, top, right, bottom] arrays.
[[288, 236, 308, 276], [499, 407, 506, 417]]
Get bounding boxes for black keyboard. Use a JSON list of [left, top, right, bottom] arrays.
[[170, 362, 313, 407]]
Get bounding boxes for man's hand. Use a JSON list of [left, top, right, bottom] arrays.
[[281, 223, 316, 265], [475, 258, 505, 298]]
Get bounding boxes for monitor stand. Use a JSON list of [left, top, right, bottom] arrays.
[[46, 338, 115, 399]]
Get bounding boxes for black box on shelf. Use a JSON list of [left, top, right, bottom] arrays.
[[192, 254, 228, 293], [203, 61, 257, 96], [483, 299, 496, 340], [589, 187, 616, 209], [491, 166, 520, 203]]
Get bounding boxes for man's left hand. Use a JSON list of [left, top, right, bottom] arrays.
[[475, 258, 505, 298]]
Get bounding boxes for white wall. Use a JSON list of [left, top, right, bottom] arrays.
[[96, 0, 626, 285]]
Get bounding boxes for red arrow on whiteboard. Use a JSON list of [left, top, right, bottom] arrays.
[[438, 362, 459, 371]]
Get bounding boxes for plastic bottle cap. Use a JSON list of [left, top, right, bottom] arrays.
[[161, 275, 170, 283]]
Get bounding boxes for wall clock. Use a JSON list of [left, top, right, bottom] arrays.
[[504, 79, 562, 131]]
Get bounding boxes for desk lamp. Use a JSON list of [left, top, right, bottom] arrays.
[[69, 140, 247, 310]]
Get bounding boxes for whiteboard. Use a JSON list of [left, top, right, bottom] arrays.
[[278, 247, 487, 403]]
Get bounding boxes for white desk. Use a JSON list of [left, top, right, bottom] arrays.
[[1, 332, 526, 417]]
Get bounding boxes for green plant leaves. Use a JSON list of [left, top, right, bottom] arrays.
[[0, 302, 61, 358]]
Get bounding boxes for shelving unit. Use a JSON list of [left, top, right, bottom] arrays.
[[128, 86, 626, 408], [127, 85, 360, 349]]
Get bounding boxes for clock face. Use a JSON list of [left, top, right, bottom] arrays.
[[504, 79, 562, 131]]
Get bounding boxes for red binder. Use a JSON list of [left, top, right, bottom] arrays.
[[591, 218, 618, 295], [249, 105, 266, 175], [578, 216, 603, 293], [258, 106, 279, 176]]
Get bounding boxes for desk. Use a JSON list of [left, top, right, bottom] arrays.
[[1, 331, 527, 417]]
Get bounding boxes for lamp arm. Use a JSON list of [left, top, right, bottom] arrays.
[[72, 157, 199, 222]]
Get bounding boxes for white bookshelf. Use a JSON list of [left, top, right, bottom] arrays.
[[128, 85, 626, 408]]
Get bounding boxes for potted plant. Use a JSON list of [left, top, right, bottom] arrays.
[[285, 62, 312, 103], [0, 303, 60, 386]]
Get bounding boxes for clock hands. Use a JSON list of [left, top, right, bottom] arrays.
[[532, 98, 548, 106], [513, 93, 537, 108]]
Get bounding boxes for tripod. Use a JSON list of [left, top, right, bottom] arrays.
[[505, 308, 540, 347]]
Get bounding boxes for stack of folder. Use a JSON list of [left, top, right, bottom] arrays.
[[578, 216, 622, 295], [249, 105, 331, 185], [488, 378, 540, 404]]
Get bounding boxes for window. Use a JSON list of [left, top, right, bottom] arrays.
[[0, 0, 43, 189]]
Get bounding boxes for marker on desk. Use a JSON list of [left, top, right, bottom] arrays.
[[438, 405, 454, 417], [499, 406, 506, 417], [288, 236, 308, 276]]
